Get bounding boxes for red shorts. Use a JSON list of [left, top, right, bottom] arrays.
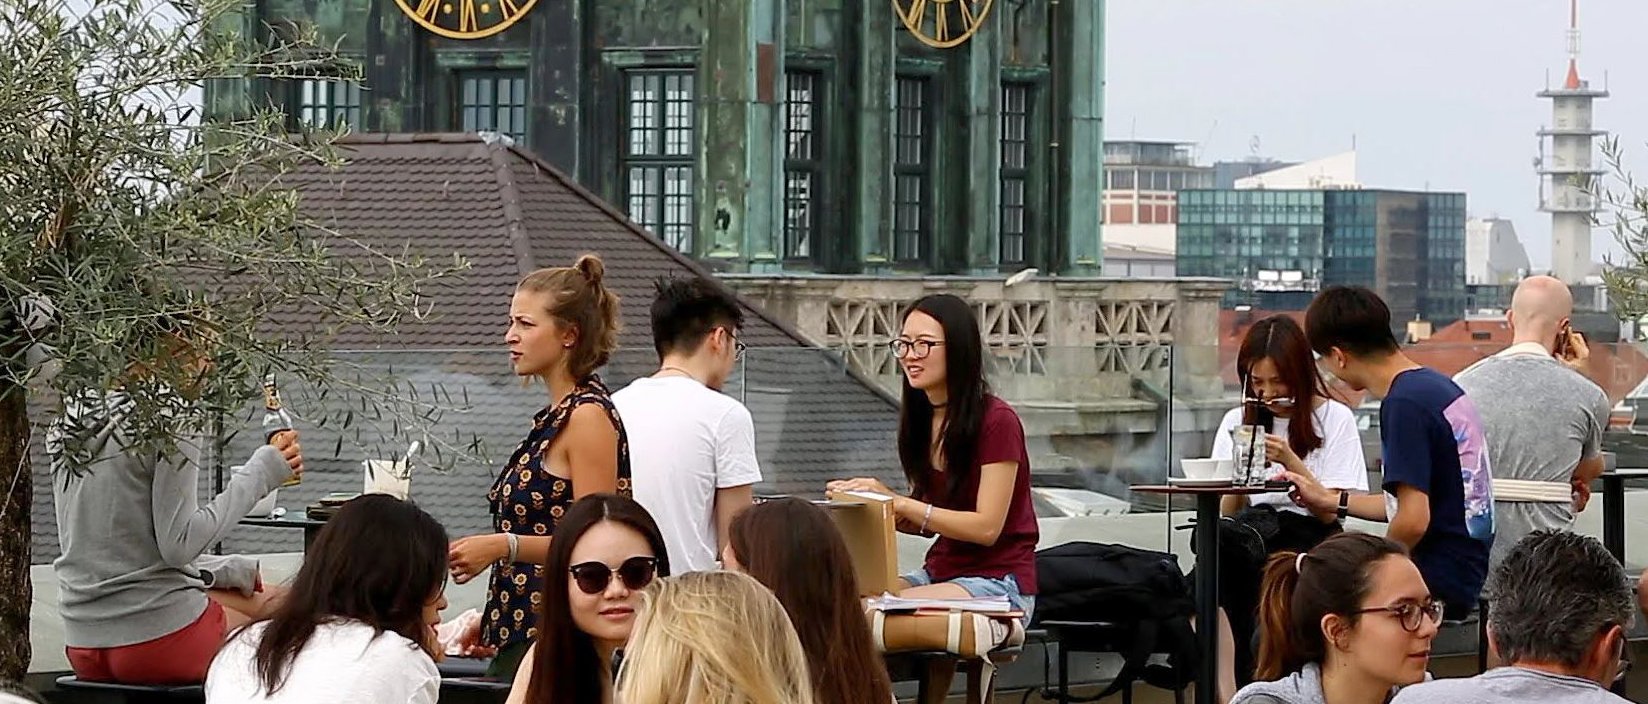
[[66, 600, 227, 686]]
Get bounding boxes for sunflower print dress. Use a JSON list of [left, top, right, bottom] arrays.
[[480, 374, 632, 651]]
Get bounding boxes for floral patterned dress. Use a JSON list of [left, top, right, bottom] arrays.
[[480, 375, 631, 651]]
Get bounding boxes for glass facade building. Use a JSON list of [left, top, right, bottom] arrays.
[[1178, 189, 1467, 326]]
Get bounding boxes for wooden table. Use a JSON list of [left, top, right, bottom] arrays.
[[240, 512, 328, 552], [1132, 483, 1276, 704]]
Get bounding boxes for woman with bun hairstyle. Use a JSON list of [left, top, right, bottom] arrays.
[[1230, 532, 1439, 704], [447, 254, 633, 677]]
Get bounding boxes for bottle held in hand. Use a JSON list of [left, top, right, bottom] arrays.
[[262, 373, 300, 487]]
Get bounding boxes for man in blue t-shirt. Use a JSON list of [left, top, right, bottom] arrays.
[[1284, 286, 1493, 618]]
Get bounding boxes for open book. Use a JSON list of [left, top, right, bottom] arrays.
[[866, 593, 1016, 614]]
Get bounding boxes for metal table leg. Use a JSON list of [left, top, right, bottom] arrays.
[[1194, 494, 1221, 704]]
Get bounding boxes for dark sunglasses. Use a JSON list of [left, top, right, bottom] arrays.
[[569, 556, 658, 595]]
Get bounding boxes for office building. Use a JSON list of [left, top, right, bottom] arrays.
[[1178, 188, 1467, 326]]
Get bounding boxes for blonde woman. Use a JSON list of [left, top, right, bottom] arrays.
[[615, 571, 816, 704]]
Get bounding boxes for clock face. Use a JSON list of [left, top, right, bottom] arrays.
[[892, 0, 995, 49], [394, 0, 539, 40]]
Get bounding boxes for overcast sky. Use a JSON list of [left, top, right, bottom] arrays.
[[1105, 0, 1648, 269]]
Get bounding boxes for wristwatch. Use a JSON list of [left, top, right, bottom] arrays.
[[1336, 490, 1350, 522]]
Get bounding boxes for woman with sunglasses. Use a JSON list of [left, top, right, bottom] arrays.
[[506, 494, 669, 704], [206, 495, 448, 703], [828, 294, 1039, 627], [1231, 532, 1439, 704]]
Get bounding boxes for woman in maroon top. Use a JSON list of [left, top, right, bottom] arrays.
[[829, 294, 1040, 621]]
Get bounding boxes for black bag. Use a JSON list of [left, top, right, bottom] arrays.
[[1032, 541, 1198, 696]]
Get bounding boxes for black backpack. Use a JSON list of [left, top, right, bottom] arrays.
[[1032, 541, 1198, 697]]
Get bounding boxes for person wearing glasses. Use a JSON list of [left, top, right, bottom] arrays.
[[507, 494, 670, 704], [1205, 315, 1369, 701], [614, 276, 760, 574], [1232, 532, 1439, 704], [1391, 531, 1633, 704], [446, 255, 633, 678], [828, 294, 1040, 623]]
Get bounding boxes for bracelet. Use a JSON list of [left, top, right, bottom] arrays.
[[1336, 491, 1350, 522], [920, 502, 934, 535], [505, 532, 519, 564]]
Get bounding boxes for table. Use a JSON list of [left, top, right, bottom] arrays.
[[240, 512, 328, 552], [1132, 484, 1274, 704]]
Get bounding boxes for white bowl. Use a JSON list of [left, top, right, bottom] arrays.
[[1181, 458, 1234, 481]]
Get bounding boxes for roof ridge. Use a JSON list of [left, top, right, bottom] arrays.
[[488, 143, 536, 275], [498, 147, 817, 347], [498, 143, 899, 409]]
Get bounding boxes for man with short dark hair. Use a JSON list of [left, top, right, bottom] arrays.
[[1392, 531, 1632, 703], [1287, 285, 1493, 618], [613, 276, 760, 572]]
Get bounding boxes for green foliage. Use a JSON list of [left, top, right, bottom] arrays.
[[0, 0, 473, 467], [1599, 137, 1648, 327]]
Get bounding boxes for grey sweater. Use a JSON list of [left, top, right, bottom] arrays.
[[1232, 663, 1417, 704], [51, 393, 291, 648]]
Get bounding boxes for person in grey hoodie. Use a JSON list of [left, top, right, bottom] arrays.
[[51, 329, 304, 685], [1390, 531, 1632, 704], [1231, 533, 1439, 704]]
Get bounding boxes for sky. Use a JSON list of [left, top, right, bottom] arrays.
[[1105, 0, 1648, 269]]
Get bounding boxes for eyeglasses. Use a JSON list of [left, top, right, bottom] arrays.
[[720, 327, 746, 361], [569, 556, 658, 595], [889, 339, 944, 360], [1354, 599, 1445, 632]]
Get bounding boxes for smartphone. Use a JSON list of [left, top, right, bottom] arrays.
[[1554, 321, 1572, 358]]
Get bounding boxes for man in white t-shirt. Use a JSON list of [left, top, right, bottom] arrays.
[[613, 276, 761, 573]]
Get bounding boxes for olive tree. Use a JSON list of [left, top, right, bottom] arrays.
[[0, 0, 468, 676]]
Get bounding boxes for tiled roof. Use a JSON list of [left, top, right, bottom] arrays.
[[29, 134, 900, 562]]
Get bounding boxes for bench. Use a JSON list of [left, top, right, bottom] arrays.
[[53, 677, 203, 704]]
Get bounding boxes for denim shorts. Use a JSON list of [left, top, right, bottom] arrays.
[[902, 568, 1036, 624]]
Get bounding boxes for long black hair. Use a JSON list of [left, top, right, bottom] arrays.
[[524, 493, 671, 704], [896, 294, 989, 503], [238, 494, 448, 694]]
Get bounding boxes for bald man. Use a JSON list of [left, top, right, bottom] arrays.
[[1456, 276, 1612, 572]]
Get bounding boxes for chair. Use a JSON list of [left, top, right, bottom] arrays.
[[54, 676, 204, 704]]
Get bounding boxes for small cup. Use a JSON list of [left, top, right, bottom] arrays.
[[1180, 458, 1222, 480]]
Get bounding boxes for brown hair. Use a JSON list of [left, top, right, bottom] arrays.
[[1254, 532, 1408, 680], [729, 499, 895, 704], [517, 254, 621, 380], [1238, 315, 1328, 459]]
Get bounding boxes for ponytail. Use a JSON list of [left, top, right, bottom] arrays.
[[1254, 550, 1308, 681], [1251, 533, 1407, 682]]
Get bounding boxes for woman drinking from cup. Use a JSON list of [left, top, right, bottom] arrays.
[[1204, 315, 1368, 701]]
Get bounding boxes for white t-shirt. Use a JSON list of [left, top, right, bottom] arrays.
[[1210, 400, 1368, 514], [206, 620, 439, 704], [613, 376, 763, 573]]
